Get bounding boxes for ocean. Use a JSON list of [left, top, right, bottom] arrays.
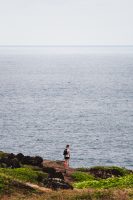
[[0, 46, 133, 169]]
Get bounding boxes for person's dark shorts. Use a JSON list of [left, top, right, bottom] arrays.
[[65, 157, 69, 160]]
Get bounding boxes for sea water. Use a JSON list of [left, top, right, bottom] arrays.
[[0, 46, 133, 169]]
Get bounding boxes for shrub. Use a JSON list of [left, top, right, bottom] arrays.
[[71, 171, 94, 182]]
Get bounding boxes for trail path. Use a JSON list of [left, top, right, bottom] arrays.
[[25, 182, 51, 192]]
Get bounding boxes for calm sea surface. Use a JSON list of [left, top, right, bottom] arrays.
[[0, 47, 133, 169]]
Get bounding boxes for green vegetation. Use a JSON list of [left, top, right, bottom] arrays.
[[0, 166, 48, 196], [0, 151, 8, 158], [0, 176, 4, 193], [72, 166, 133, 190], [74, 174, 133, 189], [0, 167, 48, 184], [71, 171, 94, 182]]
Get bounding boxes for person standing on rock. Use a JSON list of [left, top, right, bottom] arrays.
[[63, 144, 70, 169]]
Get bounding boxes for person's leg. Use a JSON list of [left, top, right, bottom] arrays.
[[64, 159, 67, 173], [66, 158, 70, 168], [67, 158, 69, 167], [64, 158, 69, 168], [64, 159, 67, 168]]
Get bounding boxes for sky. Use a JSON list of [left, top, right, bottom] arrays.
[[0, 0, 133, 46]]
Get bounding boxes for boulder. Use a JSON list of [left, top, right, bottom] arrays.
[[21, 156, 33, 165], [16, 153, 24, 162], [49, 171, 64, 180], [0, 156, 20, 168], [0, 152, 43, 168], [7, 153, 16, 160], [43, 167, 64, 180], [10, 158, 21, 168], [32, 156, 43, 167], [43, 178, 73, 190], [43, 167, 56, 174], [21, 155, 43, 167], [89, 167, 126, 179], [0, 157, 12, 167]]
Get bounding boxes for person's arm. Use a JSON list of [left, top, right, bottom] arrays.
[[68, 149, 70, 158]]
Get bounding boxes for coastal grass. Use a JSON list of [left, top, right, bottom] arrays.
[[0, 176, 5, 193], [71, 171, 95, 182], [0, 167, 48, 196], [72, 166, 133, 190], [0, 167, 48, 184], [1, 189, 133, 200], [0, 151, 8, 158], [73, 174, 133, 189]]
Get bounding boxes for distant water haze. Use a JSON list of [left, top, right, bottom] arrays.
[[0, 46, 133, 169], [0, 46, 133, 55]]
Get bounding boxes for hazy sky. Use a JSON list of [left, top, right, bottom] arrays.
[[0, 0, 133, 45]]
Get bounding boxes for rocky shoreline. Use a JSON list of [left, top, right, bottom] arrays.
[[0, 151, 133, 200], [0, 151, 73, 190]]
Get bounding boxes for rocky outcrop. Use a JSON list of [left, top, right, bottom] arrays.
[[43, 167, 64, 180], [42, 164, 74, 190], [0, 156, 20, 168], [43, 178, 73, 190], [89, 168, 118, 179], [16, 153, 25, 161], [0, 152, 43, 168], [77, 166, 132, 179], [21, 156, 43, 167]]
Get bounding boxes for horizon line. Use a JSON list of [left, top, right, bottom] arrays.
[[0, 45, 133, 48]]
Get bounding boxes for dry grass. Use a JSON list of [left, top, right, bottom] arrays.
[[0, 188, 133, 200]]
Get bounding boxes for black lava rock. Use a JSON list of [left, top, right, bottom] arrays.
[[49, 171, 64, 180], [43, 167, 56, 174], [16, 153, 24, 162], [43, 178, 73, 190]]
